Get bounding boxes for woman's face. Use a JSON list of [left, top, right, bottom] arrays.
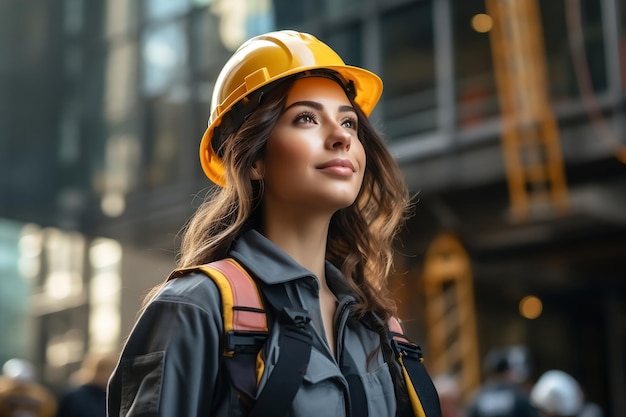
[[256, 76, 366, 216]]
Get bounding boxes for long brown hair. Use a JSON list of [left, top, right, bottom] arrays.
[[174, 75, 410, 321]]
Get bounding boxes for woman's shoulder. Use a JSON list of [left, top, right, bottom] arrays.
[[152, 270, 222, 309]]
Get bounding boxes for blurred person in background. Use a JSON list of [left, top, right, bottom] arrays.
[[0, 358, 56, 417], [466, 347, 539, 417], [55, 352, 116, 417], [433, 373, 465, 417], [502, 345, 534, 393], [530, 370, 604, 417]]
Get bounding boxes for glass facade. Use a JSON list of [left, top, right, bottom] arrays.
[[380, 1, 437, 138]]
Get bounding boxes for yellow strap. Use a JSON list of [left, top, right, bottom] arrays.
[[399, 356, 428, 417]]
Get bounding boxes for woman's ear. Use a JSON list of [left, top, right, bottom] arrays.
[[250, 160, 265, 181]]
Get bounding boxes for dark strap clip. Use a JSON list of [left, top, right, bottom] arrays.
[[227, 331, 268, 353], [279, 308, 311, 328], [391, 339, 424, 362]]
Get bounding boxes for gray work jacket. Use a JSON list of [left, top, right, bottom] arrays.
[[107, 230, 399, 417]]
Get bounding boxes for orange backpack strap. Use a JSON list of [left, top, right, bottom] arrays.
[[169, 258, 268, 400], [198, 258, 268, 356], [388, 317, 442, 417], [170, 258, 268, 354]]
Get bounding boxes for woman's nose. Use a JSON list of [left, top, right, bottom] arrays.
[[327, 123, 351, 151]]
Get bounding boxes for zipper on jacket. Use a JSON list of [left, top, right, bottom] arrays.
[[335, 297, 357, 417], [334, 297, 354, 367]]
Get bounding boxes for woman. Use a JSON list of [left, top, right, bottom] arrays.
[[107, 30, 436, 417]]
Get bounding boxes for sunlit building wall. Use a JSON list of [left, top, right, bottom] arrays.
[[0, 220, 34, 366], [0, 218, 172, 388]]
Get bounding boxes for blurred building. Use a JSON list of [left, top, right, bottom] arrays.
[[0, 0, 624, 414]]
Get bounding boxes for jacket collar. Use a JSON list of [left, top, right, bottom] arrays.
[[230, 229, 351, 296]]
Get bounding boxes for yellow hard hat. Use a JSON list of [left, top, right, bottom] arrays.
[[199, 30, 383, 186]]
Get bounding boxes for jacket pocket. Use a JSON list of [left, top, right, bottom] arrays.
[[302, 349, 343, 383], [120, 351, 164, 417], [294, 349, 346, 417], [362, 362, 396, 416]]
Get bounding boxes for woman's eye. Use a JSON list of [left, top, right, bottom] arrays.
[[342, 117, 358, 130], [295, 112, 316, 124]]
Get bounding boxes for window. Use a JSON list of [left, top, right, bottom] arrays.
[[541, 0, 607, 102], [323, 24, 362, 68], [144, 0, 190, 21], [380, 1, 436, 139], [141, 20, 189, 187], [324, 0, 360, 18], [453, 1, 499, 128], [273, 0, 307, 27], [621, 0, 626, 90]]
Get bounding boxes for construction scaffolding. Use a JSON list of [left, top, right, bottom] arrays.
[[422, 233, 480, 400]]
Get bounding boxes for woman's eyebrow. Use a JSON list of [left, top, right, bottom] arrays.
[[285, 100, 321, 111], [338, 105, 356, 113], [284, 100, 356, 114]]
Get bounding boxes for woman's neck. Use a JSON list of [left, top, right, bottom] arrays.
[[261, 210, 331, 281]]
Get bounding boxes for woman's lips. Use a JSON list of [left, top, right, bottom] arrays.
[[317, 158, 355, 171], [316, 159, 356, 176]]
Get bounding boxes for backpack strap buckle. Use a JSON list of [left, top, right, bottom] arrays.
[[227, 331, 268, 354], [391, 339, 424, 363], [279, 307, 311, 328], [388, 316, 424, 362]]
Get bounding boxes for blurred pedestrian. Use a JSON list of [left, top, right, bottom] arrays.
[[504, 345, 534, 393], [530, 370, 604, 417], [0, 358, 57, 417], [466, 347, 539, 417], [55, 352, 116, 417]]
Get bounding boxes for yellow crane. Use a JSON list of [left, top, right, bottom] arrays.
[[486, 0, 569, 221]]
